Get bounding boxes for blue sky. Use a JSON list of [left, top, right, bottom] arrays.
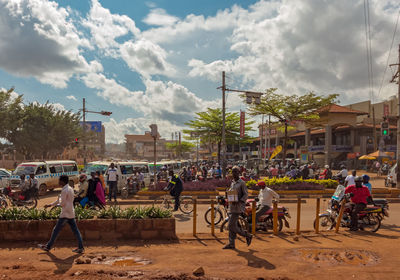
[[0, 0, 399, 143]]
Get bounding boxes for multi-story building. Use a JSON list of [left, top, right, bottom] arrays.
[[125, 132, 175, 161]]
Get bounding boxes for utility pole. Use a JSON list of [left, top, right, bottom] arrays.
[[264, 115, 269, 163], [390, 44, 400, 188], [221, 71, 227, 178], [267, 115, 271, 161], [83, 98, 86, 166], [260, 115, 264, 162]]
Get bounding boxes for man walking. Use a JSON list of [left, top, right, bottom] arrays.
[[38, 175, 84, 253], [107, 163, 118, 202], [223, 166, 252, 250]]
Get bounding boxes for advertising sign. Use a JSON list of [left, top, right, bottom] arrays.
[[384, 104, 389, 117], [240, 111, 245, 138], [80, 121, 102, 132]]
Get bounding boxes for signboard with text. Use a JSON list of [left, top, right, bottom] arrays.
[[240, 111, 245, 138], [80, 121, 102, 133]]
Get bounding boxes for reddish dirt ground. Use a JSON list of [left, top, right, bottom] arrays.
[[0, 228, 399, 280]]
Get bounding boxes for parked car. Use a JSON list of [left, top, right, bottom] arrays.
[[11, 160, 79, 195], [0, 168, 11, 188]]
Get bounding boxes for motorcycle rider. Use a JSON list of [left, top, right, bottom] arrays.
[[19, 174, 30, 199], [362, 174, 372, 193], [255, 181, 280, 223], [336, 165, 348, 180], [345, 176, 374, 231]]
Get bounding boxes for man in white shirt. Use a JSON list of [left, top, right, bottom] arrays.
[[255, 181, 280, 222], [345, 170, 357, 187], [38, 175, 84, 253], [336, 165, 348, 179], [107, 163, 119, 202]]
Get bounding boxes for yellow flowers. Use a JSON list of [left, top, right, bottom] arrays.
[[246, 177, 338, 190]]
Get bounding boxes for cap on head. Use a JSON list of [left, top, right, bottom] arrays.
[[354, 176, 363, 183], [257, 181, 266, 187]]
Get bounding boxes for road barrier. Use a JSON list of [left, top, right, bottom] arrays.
[[251, 201, 256, 235], [273, 200, 278, 235], [315, 198, 320, 234], [193, 198, 197, 236], [335, 199, 346, 233]]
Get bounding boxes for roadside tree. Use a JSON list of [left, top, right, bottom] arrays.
[[166, 141, 195, 159]]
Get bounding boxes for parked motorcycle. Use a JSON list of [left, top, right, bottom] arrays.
[[2, 186, 37, 209], [121, 176, 139, 199], [314, 185, 387, 232]]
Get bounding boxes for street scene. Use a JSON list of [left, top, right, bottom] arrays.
[[1, 0, 400, 279]]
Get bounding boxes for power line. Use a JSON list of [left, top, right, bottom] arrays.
[[377, 8, 400, 99]]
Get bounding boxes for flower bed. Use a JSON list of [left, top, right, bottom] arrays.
[[0, 206, 176, 241], [246, 177, 339, 191], [148, 178, 230, 191]]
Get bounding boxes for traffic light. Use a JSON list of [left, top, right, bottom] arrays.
[[381, 122, 389, 136], [74, 137, 79, 144], [100, 111, 112, 116]]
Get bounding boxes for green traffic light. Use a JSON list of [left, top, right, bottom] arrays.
[[383, 130, 388, 135]]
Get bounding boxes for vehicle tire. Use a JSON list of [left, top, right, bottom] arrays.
[[38, 184, 47, 196], [0, 197, 8, 209], [362, 214, 381, 232], [313, 215, 334, 231], [179, 197, 194, 214], [220, 216, 248, 233], [25, 197, 37, 210], [153, 198, 170, 211], [121, 189, 129, 199], [277, 217, 284, 232], [204, 208, 223, 225]]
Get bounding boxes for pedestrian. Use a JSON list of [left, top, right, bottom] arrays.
[[345, 170, 356, 187], [96, 171, 106, 191], [38, 175, 84, 253], [107, 163, 118, 202], [137, 170, 145, 189], [223, 166, 252, 250]]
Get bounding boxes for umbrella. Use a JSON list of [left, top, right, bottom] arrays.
[[367, 150, 394, 158], [358, 155, 376, 160]]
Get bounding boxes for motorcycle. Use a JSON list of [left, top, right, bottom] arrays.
[[315, 185, 387, 232], [121, 176, 139, 199], [204, 195, 228, 225], [2, 186, 38, 209], [219, 199, 291, 233]]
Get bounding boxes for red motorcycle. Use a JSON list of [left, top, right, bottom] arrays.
[[2, 186, 38, 209], [220, 198, 291, 233]]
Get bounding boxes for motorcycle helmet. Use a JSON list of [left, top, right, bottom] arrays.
[[362, 174, 370, 182]]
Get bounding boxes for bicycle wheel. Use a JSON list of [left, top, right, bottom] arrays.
[[179, 197, 194, 214], [220, 216, 248, 233], [204, 208, 223, 225], [153, 198, 171, 211], [24, 197, 37, 210]]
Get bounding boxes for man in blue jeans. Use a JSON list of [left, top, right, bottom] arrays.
[[38, 175, 84, 253]]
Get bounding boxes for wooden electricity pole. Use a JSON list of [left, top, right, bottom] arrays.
[[390, 44, 400, 188]]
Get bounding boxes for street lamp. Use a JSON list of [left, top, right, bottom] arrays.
[[81, 98, 112, 165], [220, 71, 264, 178]]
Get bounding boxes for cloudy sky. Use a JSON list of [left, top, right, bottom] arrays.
[[0, 0, 399, 143]]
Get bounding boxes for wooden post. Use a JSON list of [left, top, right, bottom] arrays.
[[335, 199, 346, 233], [296, 197, 301, 235], [273, 200, 278, 235], [251, 200, 256, 235], [211, 200, 215, 235], [315, 198, 320, 234], [193, 198, 197, 236]]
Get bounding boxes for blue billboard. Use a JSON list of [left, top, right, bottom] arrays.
[[80, 121, 102, 133]]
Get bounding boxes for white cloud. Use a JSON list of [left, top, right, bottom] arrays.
[[0, 0, 92, 88], [143, 8, 179, 26], [66, 95, 77, 101], [83, 0, 140, 55], [120, 39, 175, 77]]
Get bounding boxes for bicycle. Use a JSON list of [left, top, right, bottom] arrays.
[[153, 191, 194, 214]]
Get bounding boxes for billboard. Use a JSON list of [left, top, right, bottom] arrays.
[[80, 121, 102, 133]]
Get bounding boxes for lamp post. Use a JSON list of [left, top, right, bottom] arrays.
[[220, 71, 264, 178], [81, 98, 112, 166], [150, 124, 158, 189]]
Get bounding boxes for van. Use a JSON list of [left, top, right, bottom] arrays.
[[10, 160, 79, 195]]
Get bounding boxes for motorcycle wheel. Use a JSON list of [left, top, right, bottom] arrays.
[[361, 214, 381, 232], [313, 216, 334, 231], [121, 189, 129, 199], [220, 216, 249, 233], [24, 197, 37, 210], [0, 197, 8, 209], [264, 217, 283, 232], [204, 208, 223, 225]]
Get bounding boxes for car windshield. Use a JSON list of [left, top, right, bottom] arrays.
[[86, 164, 108, 174], [14, 165, 36, 176], [149, 165, 162, 173]]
